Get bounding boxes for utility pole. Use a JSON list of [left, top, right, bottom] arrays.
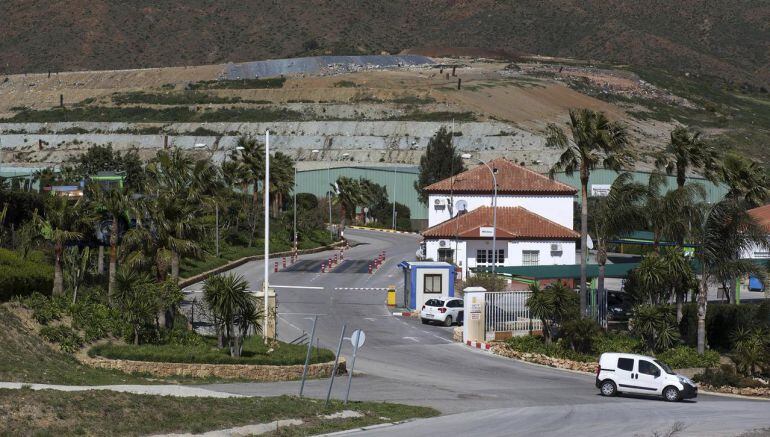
[[391, 165, 397, 230], [293, 164, 298, 252]]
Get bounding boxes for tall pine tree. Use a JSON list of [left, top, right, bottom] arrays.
[[414, 127, 466, 204]]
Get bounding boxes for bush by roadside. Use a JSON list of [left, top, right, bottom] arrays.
[[0, 249, 53, 301], [90, 335, 335, 366], [502, 333, 720, 370]]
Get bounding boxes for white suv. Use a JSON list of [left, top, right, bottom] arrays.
[[420, 298, 463, 326], [596, 352, 698, 402]]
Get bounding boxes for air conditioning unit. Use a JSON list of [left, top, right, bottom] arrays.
[[439, 240, 448, 247], [551, 243, 563, 252], [434, 198, 446, 206]]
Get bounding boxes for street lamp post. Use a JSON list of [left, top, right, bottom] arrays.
[[263, 130, 271, 344], [461, 154, 498, 283], [293, 164, 297, 253], [391, 166, 397, 230]]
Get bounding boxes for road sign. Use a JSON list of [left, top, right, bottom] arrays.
[[350, 330, 366, 348]]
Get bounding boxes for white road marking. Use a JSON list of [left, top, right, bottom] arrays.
[[403, 336, 420, 342], [364, 317, 376, 322], [271, 285, 325, 290]]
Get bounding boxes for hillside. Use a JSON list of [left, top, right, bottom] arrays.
[[1, 0, 768, 87]]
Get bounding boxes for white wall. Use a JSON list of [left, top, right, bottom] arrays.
[[415, 267, 452, 308], [742, 240, 770, 259], [427, 193, 574, 228], [425, 238, 576, 280]]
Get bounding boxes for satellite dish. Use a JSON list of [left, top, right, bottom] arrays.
[[456, 200, 468, 213]]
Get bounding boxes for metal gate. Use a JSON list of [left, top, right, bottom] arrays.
[[484, 291, 542, 340]]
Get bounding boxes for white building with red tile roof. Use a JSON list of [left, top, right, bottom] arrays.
[[421, 158, 579, 279], [743, 204, 770, 260]]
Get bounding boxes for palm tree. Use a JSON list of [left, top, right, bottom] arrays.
[[591, 173, 646, 326], [113, 267, 157, 345], [230, 136, 264, 211], [721, 152, 770, 208], [40, 196, 90, 296], [640, 172, 705, 251], [693, 199, 769, 354], [269, 152, 295, 217], [655, 127, 721, 190], [547, 108, 632, 317], [203, 273, 260, 357], [334, 176, 371, 227], [87, 185, 132, 301], [526, 281, 579, 344]]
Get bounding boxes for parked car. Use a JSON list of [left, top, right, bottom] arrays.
[[596, 352, 697, 402], [420, 298, 463, 326]]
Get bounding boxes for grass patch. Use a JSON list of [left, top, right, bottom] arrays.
[[388, 111, 476, 122], [0, 305, 151, 385], [333, 80, 358, 88], [4, 106, 303, 123], [0, 390, 438, 436], [111, 91, 243, 105], [188, 77, 286, 90], [90, 335, 335, 366]]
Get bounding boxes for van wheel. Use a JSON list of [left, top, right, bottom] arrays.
[[421, 319, 429, 325], [663, 386, 681, 402], [600, 380, 617, 397], [443, 316, 453, 327]]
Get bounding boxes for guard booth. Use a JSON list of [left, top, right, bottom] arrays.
[[397, 261, 455, 310]]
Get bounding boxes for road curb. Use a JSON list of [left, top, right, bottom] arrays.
[[465, 340, 492, 351], [392, 311, 414, 317], [315, 419, 418, 436], [348, 226, 419, 235]]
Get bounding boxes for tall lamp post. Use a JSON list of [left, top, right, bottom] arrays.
[[263, 130, 271, 343], [391, 165, 397, 230], [461, 154, 498, 283]]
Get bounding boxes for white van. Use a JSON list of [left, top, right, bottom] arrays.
[[596, 352, 697, 402]]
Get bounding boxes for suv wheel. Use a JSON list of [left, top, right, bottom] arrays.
[[443, 315, 453, 327], [600, 380, 617, 397], [663, 386, 681, 402]]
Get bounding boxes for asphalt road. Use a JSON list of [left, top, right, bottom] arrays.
[[189, 229, 770, 436]]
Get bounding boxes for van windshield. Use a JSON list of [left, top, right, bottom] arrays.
[[655, 360, 676, 375]]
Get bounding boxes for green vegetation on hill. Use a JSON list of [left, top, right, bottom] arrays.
[[187, 77, 287, 90], [0, 390, 439, 436], [4, 106, 303, 123], [0, 305, 150, 385], [112, 91, 244, 105]]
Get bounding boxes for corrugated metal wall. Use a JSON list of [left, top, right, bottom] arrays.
[[552, 169, 728, 204], [295, 166, 428, 220]]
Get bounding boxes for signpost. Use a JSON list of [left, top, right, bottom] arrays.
[[325, 324, 346, 407], [344, 329, 366, 404], [298, 315, 318, 398]]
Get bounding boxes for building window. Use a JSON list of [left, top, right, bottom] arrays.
[[476, 249, 505, 265], [522, 250, 540, 266], [437, 248, 454, 263], [424, 274, 442, 294]]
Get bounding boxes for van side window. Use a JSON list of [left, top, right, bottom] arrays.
[[617, 358, 634, 371], [639, 360, 659, 376]]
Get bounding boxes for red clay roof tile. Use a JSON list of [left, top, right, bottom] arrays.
[[423, 158, 577, 195], [422, 206, 579, 240]]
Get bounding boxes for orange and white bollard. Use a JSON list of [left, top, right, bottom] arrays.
[[274, 261, 278, 272], [282, 257, 286, 268], [368, 263, 373, 274], [321, 263, 326, 273]]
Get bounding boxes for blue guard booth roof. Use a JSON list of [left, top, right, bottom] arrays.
[[749, 276, 764, 292]]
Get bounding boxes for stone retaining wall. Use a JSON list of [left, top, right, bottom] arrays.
[[79, 354, 346, 381], [698, 384, 770, 398], [491, 345, 596, 373]]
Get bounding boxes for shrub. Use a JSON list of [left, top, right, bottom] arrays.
[[694, 365, 766, 388], [70, 301, 127, 342], [0, 249, 53, 301], [561, 318, 600, 353], [593, 332, 641, 355], [656, 346, 720, 369], [631, 304, 679, 352], [680, 302, 770, 351], [505, 335, 594, 362], [39, 325, 83, 353], [187, 77, 286, 90], [21, 292, 67, 325]]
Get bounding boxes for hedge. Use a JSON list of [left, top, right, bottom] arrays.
[[680, 301, 770, 351], [0, 249, 53, 301]]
